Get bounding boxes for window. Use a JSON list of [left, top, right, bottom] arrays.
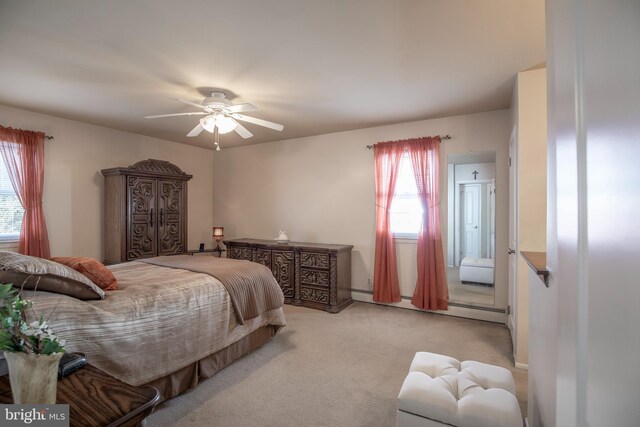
[[0, 160, 23, 241], [390, 153, 422, 237]]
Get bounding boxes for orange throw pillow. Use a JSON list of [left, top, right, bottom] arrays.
[[51, 257, 117, 291]]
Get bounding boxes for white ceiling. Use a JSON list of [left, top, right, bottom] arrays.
[[0, 0, 545, 149]]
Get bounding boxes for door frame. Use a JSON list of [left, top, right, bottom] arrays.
[[508, 124, 519, 355]]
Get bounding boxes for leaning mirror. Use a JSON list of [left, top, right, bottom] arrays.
[[446, 152, 496, 306]]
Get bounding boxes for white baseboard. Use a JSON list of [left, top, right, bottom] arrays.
[[351, 290, 507, 324], [515, 362, 529, 370], [507, 315, 515, 338], [507, 315, 517, 361]]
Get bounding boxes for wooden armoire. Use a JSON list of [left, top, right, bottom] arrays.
[[101, 159, 192, 264]]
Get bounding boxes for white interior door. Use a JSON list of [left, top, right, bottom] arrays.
[[461, 184, 481, 260], [508, 125, 518, 351]]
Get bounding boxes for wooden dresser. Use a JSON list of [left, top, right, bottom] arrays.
[[224, 238, 353, 313], [101, 159, 192, 264]]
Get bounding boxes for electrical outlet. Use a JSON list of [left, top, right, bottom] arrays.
[[367, 277, 372, 285]]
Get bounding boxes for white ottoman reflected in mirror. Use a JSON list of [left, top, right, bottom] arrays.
[[459, 257, 495, 286]]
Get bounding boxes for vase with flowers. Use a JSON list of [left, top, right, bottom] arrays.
[[0, 283, 65, 404]]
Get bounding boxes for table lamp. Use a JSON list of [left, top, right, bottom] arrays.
[[212, 227, 224, 254]]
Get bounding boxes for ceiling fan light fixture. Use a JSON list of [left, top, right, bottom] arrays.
[[215, 115, 238, 134], [200, 114, 237, 134], [199, 116, 214, 133]]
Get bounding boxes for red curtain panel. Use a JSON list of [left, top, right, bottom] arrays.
[[0, 126, 51, 259], [407, 137, 448, 310], [373, 141, 404, 303]]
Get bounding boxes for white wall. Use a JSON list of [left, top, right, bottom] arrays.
[[212, 109, 511, 316], [510, 68, 548, 369], [0, 104, 214, 259], [454, 163, 495, 182], [527, 267, 556, 426], [543, 0, 640, 426]]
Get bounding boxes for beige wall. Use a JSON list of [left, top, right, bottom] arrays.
[[513, 68, 548, 367], [0, 104, 214, 259], [213, 109, 511, 317]]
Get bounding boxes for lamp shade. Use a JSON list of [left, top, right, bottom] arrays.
[[212, 227, 224, 238]]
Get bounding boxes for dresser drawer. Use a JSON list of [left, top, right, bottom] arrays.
[[300, 286, 329, 304], [300, 252, 329, 269], [227, 246, 252, 261], [300, 268, 329, 287]]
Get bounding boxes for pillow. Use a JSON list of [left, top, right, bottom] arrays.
[[51, 257, 117, 291], [0, 251, 105, 300]]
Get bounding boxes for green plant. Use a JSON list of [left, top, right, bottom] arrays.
[[0, 283, 65, 355]]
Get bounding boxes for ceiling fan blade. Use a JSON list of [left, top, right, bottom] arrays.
[[169, 98, 206, 110], [231, 120, 253, 139], [145, 112, 207, 119], [231, 114, 284, 131], [225, 103, 258, 113], [187, 123, 204, 137]]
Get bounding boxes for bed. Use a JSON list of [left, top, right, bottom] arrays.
[[12, 254, 287, 402]]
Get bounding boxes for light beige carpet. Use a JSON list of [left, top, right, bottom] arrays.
[[147, 302, 527, 427]]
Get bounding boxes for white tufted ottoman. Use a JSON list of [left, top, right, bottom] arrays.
[[396, 352, 522, 427], [459, 257, 495, 285]]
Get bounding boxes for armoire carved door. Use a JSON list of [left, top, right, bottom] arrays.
[[102, 159, 192, 264], [127, 176, 157, 260], [157, 179, 186, 256]]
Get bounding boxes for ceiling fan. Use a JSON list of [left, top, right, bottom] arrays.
[[145, 91, 284, 142]]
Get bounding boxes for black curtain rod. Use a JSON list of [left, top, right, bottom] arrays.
[[366, 134, 451, 149]]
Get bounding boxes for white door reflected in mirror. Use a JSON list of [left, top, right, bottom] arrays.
[[461, 183, 481, 260], [447, 152, 496, 306]]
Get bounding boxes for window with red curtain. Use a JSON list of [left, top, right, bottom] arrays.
[[0, 126, 51, 259], [373, 137, 448, 310], [0, 158, 24, 242]]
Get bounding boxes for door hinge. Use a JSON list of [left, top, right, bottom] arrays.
[[506, 305, 511, 315], [508, 157, 512, 167]]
